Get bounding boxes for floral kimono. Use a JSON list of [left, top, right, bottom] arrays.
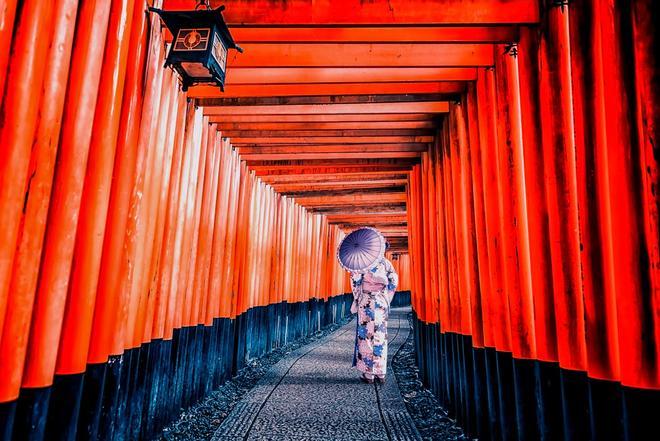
[[350, 258, 399, 379]]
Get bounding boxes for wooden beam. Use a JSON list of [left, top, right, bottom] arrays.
[[217, 121, 435, 130], [308, 205, 406, 214], [280, 186, 406, 198], [255, 166, 413, 175], [325, 213, 408, 224], [163, 1, 540, 25], [240, 152, 420, 160], [228, 26, 519, 43], [204, 101, 448, 115], [295, 192, 406, 206], [335, 223, 408, 230], [230, 136, 434, 144], [249, 158, 416, 167], [260, 171, 409, 184], [223, 129, 432, 138], [199, 93, 457, 107], [271, 179, 408, 193], [236, 143, 428, 154], [209, 114, 436, 123], [225, 43, 494, 67], [241, 152, 421, 161], [223, 67, 477, 84], [376, 231, 408, 237], [191, 82, 466, 98], [334, 220, 408, 226]]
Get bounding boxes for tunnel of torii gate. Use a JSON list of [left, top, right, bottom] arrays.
[[0, 0, 658, 440]]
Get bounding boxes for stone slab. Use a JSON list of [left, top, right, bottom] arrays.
[[212, 308, 421, 441]]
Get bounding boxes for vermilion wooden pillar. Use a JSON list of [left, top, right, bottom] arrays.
[[192, 122, 219, 326], [492, 49, 527, 367], [454, 100, 482, 344], [441, 120, 460, 334], [22, 0, 113, 389], [178, 109, 206, 328], [144, 83, 184, 341], [420, 152, 433, 324], [0, 0, 57, 343], [465, 84, 491, 350], [448, 107, 469, 336], [182, 116, 210, 328], [207, 138, 230, 322], [538, 3, 587, 375], [151, 94, 187, 337], [431, 137, 450, 332], [0, 0, 18, 99], [221, 151, 241, 318], [500, 47, 536, 360], [0, 0, 78, 404], [408, 165, 423, 319], [631, 0, 660, 389], [165, 102, 198, 339], [476, 68, 512, 353], [568, 0, 620, 384], [87, 0, 149, 363], [516, 27, 558, 366], [57, 0, 137, 376], [127, 44, 169, 349], [596, 0, 657, 392]]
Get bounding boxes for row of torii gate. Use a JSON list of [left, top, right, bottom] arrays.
[[0, 1, 658, 440]]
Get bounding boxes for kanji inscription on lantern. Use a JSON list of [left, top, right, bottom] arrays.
[[174, 28, 210, 51]]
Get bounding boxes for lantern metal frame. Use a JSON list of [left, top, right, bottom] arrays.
[[149, 3, 242, 91]]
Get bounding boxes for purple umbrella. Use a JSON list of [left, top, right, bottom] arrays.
[[337, 227, 386, 273]]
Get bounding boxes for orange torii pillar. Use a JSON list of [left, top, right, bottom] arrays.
[[408, 2, 660, 441], [0, 2, 357, 439]]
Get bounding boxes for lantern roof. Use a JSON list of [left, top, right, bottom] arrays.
[[150, 6, 243, 53]]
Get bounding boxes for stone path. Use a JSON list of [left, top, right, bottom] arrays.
[[211, 308, 422, 441]]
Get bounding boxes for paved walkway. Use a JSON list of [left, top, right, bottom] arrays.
[[211, 308, 421, 441]]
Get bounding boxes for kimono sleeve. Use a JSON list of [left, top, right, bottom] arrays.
[[350, 272, 363, 299], [384, 259, 399, 301]]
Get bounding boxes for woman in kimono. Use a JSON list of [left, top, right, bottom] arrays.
[[349, 253, 399, 384]]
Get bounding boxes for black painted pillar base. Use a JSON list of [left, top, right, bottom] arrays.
[[471, 347, 490, 440], [622, 385, 660, 441], [0, 295, 356, 440], [97, 354, 124, 441], [588, 377, 623, 440], [77, 362, 107, 440], [13, 387, 50, 441], [560, 368, 591, 441], [0, 401, 16, 441], [495, 351, 516, 441], [411, 313, 660, 441], [483, 347, 501, 440], [534, 360, 562, 441], [45, 374, 84, 441], [512, 358, 539, 441]]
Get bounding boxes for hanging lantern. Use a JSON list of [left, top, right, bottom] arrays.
[[150, 1, 242, 91]]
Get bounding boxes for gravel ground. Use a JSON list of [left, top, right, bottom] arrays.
[[391, 313, 470, 441], [159, 311, 469, 441], [158, 316, 353, 441]]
